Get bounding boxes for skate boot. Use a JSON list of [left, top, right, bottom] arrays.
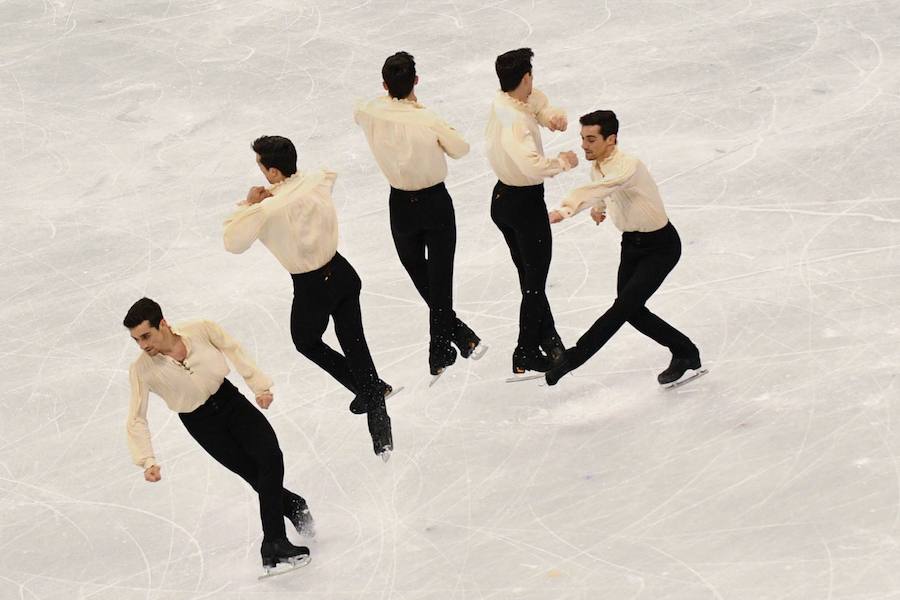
[[512, 346, 552, 374], [544, 349, 575, 386], [429, 339, 457, 376], [657, 355, 702, 385], [285, 497, 316, 538], [367, 399, 393, 462], [349, 379, 392, 415], [260, 538, 310, 571], [452, 319, 482, 359], [540, 334, 566, 366]]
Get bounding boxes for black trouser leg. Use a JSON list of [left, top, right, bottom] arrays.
[[490, 181, 558, 349], [291, 253, 381, 395], [620, 231, 697, 357], [389, 184, 459, 341], [179, 380, 297, 542], [328, 254, 381, 396], [569, 223, 694, 369]]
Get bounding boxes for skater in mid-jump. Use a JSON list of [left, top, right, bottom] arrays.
[[223, 135, 394, 460], [355, 51, 484, 381], [122, 298, 312, 574], [546, 110, 702, 387], [485, 47, 579, 374]]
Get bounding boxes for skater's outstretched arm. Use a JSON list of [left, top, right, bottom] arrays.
[[126, 363, 159, 479], [202, 320, 274, 409], [500, 121, 576, 181], [549, 155, 638, 223]]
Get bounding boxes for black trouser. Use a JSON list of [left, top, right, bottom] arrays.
[[179, 379, 303, 542], [389, 182, 457, 341], [490, 180, 559, 349], [290, 252, 381, 397], [290, 253, 389, 441], [568, 222, 697, 370]]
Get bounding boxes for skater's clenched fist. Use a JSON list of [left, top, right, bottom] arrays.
[[144, 465, 161, 482], [558, 151, 578, 169], [256, 390, 274, 409], [590, 206, 606, 225], [548, 210, 564, 224], [246, 186, 272, 205], [548, 115, 568, 132]]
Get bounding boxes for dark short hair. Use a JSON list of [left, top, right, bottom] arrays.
[[382, 51, 416, 99], [252, 135, 297, 177], [123, 297, 164, 329], [580, 110, 619, 139], [495, 48, 534, 92]]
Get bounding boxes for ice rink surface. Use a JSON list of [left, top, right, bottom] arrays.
[[2, 0, 899, 598]]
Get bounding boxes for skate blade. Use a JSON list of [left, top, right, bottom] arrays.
[[662, 368, 709, 389], [504, 373, 545, 383], [379, 446, 392, 463], [258, 554, 311, 580], [428, 371, 444, 388], [469, 343, 489, 361], [384, 386, 404, 400]]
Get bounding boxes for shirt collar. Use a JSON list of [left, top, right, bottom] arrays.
[[498, 91, 532, 114], [268, 172, 302, 193], [168, 324, 192, 355], [386, 95, 423, 109]]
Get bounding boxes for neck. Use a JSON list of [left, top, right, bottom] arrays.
[[598, 146, 616, 163], [158, 329, 179, 355], [507, 86, 530, 103]]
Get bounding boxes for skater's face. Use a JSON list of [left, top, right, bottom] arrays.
[[580, 125, 617, 162], [129, 320, 167, 356]]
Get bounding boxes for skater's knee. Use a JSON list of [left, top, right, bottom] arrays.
[[291, 333, 320, 355]]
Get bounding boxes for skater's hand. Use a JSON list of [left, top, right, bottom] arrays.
[[256, 390, 274, 409], [548, 210, 564, 224], [246, 186, 272, 205], [590, 206, 606, 225], [548, 115, 568, 132], [558, 151, 578, 169], [144, 465, 161, 482]]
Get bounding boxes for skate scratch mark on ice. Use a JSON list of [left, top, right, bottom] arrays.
[[282, 411, 352, 500], [640, 542, 725, 600], [819, 527, 836, 600], [646, 407, 869, 532], [0, 572, 39, 600], [616, 446, 728, 536], [529, 505, 681, 583], [679, 202, 900, 224], [0, 489, 92, 553]]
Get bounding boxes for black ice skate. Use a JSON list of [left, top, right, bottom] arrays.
[[511, 346, 552, 374], [349, 379, 393, 415], [285, 497, 316, 538], [544, 350, 574, 386], [259, 538, 310, 578], [429, 339, 457, 376], [657, 355, 706, 387], [453, 319, 487, 360], [540, 334, 566, 366], [367, 400, 393, 462]]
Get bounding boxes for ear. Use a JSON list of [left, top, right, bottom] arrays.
[[609, 133, 618, 145], [414, 75, 419, 85], [159, 318, 169, 332], [382, 81, 388, 91]]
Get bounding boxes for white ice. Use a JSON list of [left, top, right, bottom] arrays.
[[2, 1, 899, 598]]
